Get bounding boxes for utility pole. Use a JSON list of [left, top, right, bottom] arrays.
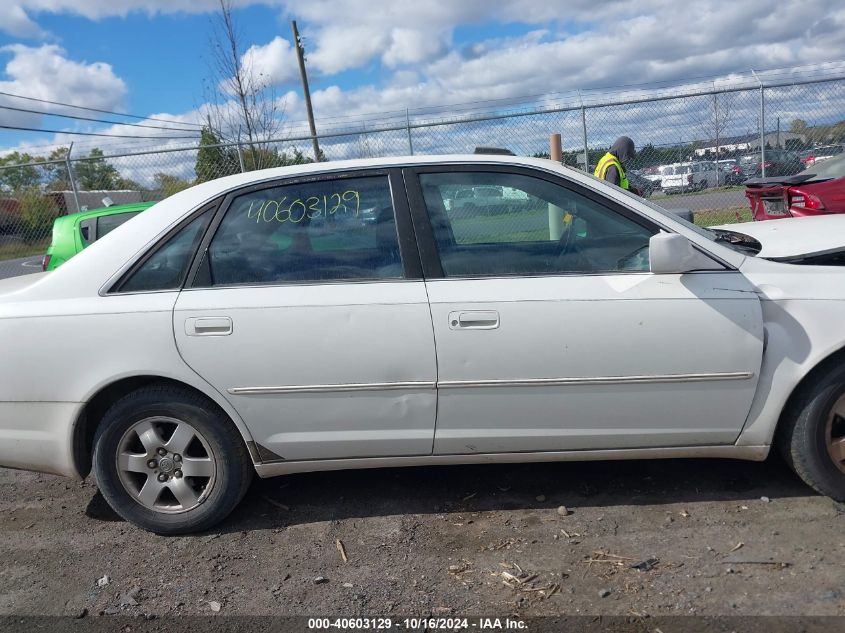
[[65, 142, 81, 214], [291, 20, 321, 161]]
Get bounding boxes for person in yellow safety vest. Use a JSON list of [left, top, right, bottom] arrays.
[[594, 136, 642, 195]]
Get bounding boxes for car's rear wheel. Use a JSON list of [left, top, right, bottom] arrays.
[[778, 366, 845, 501], [93, 384, 253, 534]]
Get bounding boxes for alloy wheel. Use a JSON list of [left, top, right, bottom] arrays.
[[115, 416, 217, 513]]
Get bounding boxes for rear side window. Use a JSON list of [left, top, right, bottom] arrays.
[[117, 208, 213, 293], [195, 175, 403, 287]]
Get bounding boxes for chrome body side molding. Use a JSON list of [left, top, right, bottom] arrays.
[[229, 372, 753, 396]]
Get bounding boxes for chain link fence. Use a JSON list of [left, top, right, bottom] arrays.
[[2, 71, 845, 270]]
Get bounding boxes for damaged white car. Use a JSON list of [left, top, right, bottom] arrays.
[[2, 154, 845, 534]]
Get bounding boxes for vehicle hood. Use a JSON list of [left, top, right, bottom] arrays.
[[712, 214, 845, 260]]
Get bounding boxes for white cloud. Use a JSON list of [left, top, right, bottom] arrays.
[[0, 3, 44, 38], [238, 36, 299, 90], [0, 44, 127, 129], [0, 0, 283, 37]]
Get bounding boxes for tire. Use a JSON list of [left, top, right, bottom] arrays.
[[777, 366, 845, 501], [93, 384, 254, 534]]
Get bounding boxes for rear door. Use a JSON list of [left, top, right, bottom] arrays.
[[405, 164, 764, 455], [173, 169, 438, 462]]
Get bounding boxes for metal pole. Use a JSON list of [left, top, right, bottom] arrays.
[[760, 86, 766, 177], [291, 20, 322, 162], [65, 142, 81, 215], [548, 134, 564, 240], [236, 126, 246, 173], [752, 69, 766, 177], [714, 88, 720, 186], [581, 105, 589, 172], [405, 109, 414, 155]]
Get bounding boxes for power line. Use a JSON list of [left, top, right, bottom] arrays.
[[0, 89, 206, 128], [0, 103, 204, 133], [0, 123, 200, 140]]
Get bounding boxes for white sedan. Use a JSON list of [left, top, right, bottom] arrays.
[[2, 155, 845, 534]]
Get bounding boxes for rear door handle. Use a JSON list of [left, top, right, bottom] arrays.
[[448, 310, 500, 330], [185, 317, 233, 336]]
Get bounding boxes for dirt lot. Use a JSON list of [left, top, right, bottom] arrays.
[[0, 456, 844, 620]]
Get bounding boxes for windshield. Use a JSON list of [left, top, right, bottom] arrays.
[[609, 183, 762, 255], [561, 163, 761, 257]]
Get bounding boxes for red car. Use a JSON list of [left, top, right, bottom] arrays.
[[745, 153, 845, 220]]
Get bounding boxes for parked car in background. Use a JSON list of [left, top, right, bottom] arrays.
[[716, 159, 747, 185], [739, 154, 760, 176], [448, 185, 530, 213], [662, 161, 719, 193], [4, 154, 845, 534], [42, 202, 154, 271], [801, 144, 844, 167], [627, 171, 657, 197], [641, 166, 664, 190], [753, 149, 803, 177], [745, 153, 845, 221]]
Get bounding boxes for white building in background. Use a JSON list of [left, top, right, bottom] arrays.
[[694, 131, 806, 156]]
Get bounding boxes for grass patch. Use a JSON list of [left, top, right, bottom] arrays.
[[0, 238, 49, 262], [694, 206, 753, 227], [655, 185, 745, 198]]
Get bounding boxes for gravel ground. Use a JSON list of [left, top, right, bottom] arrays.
[[0, 457, 843, 619]]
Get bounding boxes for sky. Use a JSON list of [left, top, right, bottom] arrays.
[[1, 0, 845, 161]]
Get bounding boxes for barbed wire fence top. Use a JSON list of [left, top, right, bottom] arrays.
[[1, 68, 845, 265]]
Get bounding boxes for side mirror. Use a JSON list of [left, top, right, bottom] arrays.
[[667, 208, 694, 223], [649, 233, 701, 274]]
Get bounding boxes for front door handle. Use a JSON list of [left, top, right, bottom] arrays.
[[448, 310, 500, 330], [185, 316, 233, 336]]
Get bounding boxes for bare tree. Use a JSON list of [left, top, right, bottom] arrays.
[[699, 89, 737, 184], [203, 0, 285, 170], [705, 91, 737, 152]]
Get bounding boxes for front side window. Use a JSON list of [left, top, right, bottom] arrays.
[[198, 176, 403, 286], [419, 171, 656, 277]]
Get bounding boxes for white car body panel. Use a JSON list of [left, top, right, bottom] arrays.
[[0, 289, 256, 477], [173, 282, 437, 460], [714, 214, 845, 259], [426, 273, 763, 454], [1, 154, 845, 483]]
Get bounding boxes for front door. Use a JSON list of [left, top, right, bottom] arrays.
[[174, 170, 437, 462], [406, 166, 764, 455]]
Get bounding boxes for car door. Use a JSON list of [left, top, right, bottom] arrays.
[[173, 169, 437, 462], [405, 165, 764, 455]]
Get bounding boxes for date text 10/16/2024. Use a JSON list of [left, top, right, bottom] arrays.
[[307, 617, 528, 630]]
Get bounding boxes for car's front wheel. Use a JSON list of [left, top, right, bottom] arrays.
[[779, 366, 845, 501], [93, 384, 253, 534]]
